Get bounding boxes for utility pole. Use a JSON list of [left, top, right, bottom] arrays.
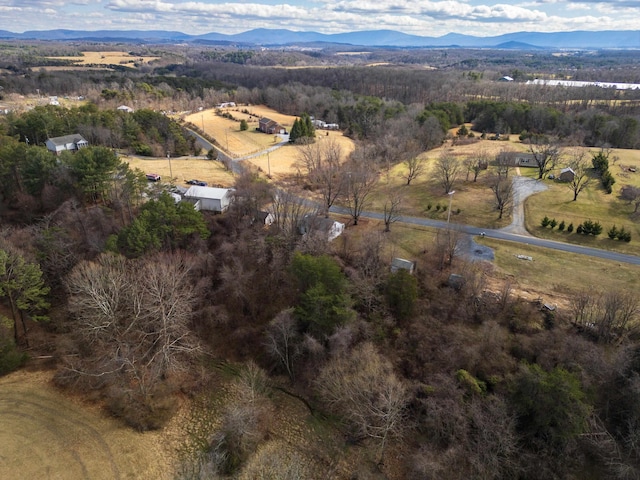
[[447, 190, 456, 224]]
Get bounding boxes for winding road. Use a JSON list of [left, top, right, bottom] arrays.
[[187, 127, 639, 266]]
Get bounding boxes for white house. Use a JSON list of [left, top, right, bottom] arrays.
[[183, 186, 234, 212], [45, 134, 89, 155], [299, 214, 345, 242]]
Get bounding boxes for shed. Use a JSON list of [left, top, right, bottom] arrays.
[[298, 214, 344, 241], [253, 210, 275, 226], [183, 186, 234, 212], [391, 258, 417, 274], [559, 167, 575, 182], [45, 133, 89, 155]]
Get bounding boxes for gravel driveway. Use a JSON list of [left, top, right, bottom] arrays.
[[499, 175, 548, 236]]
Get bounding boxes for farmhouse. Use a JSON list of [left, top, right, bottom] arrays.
[[559, 167, 575, 182], [298, 214, 345, 242], [183, 186, 234, 212], [45, 133, 89, 155], [498, 151, 538, 167], [258, 117, 286, 135]]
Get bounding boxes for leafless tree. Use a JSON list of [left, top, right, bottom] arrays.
[[402, 140, 426, 185], [565, 149, 592, 201], [620, 185, 640, 213], [463, 149, 490, 182], [435, 151, 461, 194], [527, 140, 561, 179], [269, 190, 316, 241], [383, 189, 403, 232], [434, 226, 462, 269], [64, 252, 201, 396], [297, 137, 345, 215], [315, 342, 409, 463], [264, 308, 299, 380], [495, 148, 514, 177], [489, 174, 514, 219], [344, 145, 378, 226]]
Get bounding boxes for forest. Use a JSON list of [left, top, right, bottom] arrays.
[[1, 41, 640, 479]]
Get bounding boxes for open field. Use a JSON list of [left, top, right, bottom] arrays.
[[46, 51, 160, 67], [123, 155, 236, 187], [185, 105, 355, 179], [524, 147, 640, 256], [0, 370, 176, 480]]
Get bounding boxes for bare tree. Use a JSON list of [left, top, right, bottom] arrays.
[[315, 342, 409, 463], [435, 151, 461, 194], [463, 149, 490, 182], [495, 148, 513, 178], [620, 185, 640, 213], [383, 189, 403, 232], [297, 137, 345, 216], [64, 252, 201, 396], [527, 140, 561, 179], [269, 190, 315, 241], [402, 140, 426, 185], [344, 145, 378, 226], [264, 308, 299, 381], [434, 226, 462, 269], [489, 174, 514, 219], [565, 149, 592, 201]]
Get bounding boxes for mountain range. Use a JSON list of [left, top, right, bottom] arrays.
[[0, 28, 639, 50]]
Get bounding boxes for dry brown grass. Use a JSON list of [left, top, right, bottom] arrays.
[[123, 155, 236, 187], [0, 369, 178, 479], [47, 51, 159, 67], [185, 106, 355, 180]]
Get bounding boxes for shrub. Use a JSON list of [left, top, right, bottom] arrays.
[[581, 219, 602, 236], [549, 218, 557, 229], [608, 225, 619, 239], [558, 220, 565, 231], [426, 203, 432, 210], [0, 337, 27, 376], [108, 386, 178, 431], [567, 223, 574, 233], [239, 119, 248, 131], [541, 216, 551, 228], [617, 227, 632, 242], [576, 224, 583, 234], [435, 204, 441, 211]]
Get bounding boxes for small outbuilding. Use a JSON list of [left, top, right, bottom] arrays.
[[45, 133, 89, 155], [117, 105, 134, 113], [391, 258, 417, 274], [183, 186, 234, 212], [558, 167, 575, 182], [298, 214, 344, 242]]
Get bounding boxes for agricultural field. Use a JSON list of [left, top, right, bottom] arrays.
[[46, 51, 160, 68], [185, 105, 355, 179], [0, 370, 176, 480]]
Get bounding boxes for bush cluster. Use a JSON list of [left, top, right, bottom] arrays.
[[541, 217, 631, 241], [607, 225, 632, 242]]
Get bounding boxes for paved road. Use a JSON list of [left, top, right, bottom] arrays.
[[185, 128, 639, 266], [329, 205, 640, 266]]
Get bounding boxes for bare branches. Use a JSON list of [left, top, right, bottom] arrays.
[[435, 151, 461, 194], [297, 138, 345, 215], [344, 144, 378, 226], [527, 140, 561, 180], [383, 189, 403, 232], [565, 148, 592, 202], [489, 174, 514, 219]]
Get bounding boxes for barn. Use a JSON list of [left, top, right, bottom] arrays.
[[183, 186, 234, 212]]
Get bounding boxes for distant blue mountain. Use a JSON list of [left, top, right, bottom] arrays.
[[2, 28, 639, 49]]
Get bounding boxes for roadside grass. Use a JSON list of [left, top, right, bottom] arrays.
[[478, 236, 640, 294], [524, 169, 640, 257]]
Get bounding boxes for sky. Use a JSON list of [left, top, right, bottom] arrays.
[[0, 0, 639, 37]]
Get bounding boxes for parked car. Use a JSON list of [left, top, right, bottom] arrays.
[[146, 173, 161, 182], [186, 179, 208, 186]]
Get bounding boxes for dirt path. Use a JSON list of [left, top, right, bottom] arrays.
[[0, 370, 176, 480], [499, 175, 548, 236]]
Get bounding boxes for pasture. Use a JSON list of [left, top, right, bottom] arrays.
[[46, 51, 160, 67], [0, 370, 176, 479]]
